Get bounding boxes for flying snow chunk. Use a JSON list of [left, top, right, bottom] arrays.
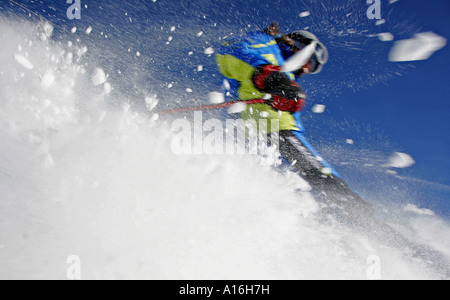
[[222, 79, 231, 91], [145, 96, 159, 111], [376, 19, 386, 26], [41, 72, 55, 88], [386, 169, 397, 175], [389, 32, 447, 62], [204, 47, 214, 55], [209, 92, 225, 104], [14, 54, 34, 70], [85, 26, 93, 35], [299, 11, 311, 18], [40, 22, 54, 40], [404, 204, 435, 216], [378, 32, 394, 42], [228, 102, 247, 114], [312, 104, 326, 114], [151, 113, 159, 121], [346, 139, 354, 145], [91, 68, 107, 86], [385, 152, 415, 168], [103, 82, 112, 94]]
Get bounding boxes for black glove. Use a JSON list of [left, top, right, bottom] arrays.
[[253, 64, 306, 112]]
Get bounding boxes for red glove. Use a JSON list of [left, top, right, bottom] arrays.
[[253, 65, 306, 112], [271, 95, 305, 112]]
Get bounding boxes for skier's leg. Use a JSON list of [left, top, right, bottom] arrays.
[[277, 130, 373, 216]]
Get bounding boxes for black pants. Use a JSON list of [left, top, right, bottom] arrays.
[[277, 131, 373, 218]]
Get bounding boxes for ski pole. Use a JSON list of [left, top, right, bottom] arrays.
[[154, 98, 267, 115]]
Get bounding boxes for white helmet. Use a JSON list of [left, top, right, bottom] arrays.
[[287, 30, 329, 74]]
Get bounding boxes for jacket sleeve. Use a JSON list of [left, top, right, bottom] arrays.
[[215, 52, 264, 100]]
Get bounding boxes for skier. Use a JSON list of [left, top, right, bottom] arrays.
[[216, 22, 372, 217]]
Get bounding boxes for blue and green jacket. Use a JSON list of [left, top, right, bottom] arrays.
[[216, 31, 301, 132]]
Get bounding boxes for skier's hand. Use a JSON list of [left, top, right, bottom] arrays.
[[253, 64, 306, 112], [270, 95, 306, 112]]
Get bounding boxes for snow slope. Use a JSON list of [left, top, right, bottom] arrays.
[[0, 17, 449, 280]]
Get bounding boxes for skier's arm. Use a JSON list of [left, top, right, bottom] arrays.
[[252, 64, 306, 112]]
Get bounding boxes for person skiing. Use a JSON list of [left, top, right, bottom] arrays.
[[216, 22, 327, 131], [216, 22, 372, 217]]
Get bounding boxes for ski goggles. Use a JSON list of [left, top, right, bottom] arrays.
[[292, 40, 327, 64], [286, 30, 328, 74], [288, 30, 329, 64], [288, 41, 326, 74]]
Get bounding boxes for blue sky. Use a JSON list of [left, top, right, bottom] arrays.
[[300, 0, 450, 216], [348, 0, 450, 185], [1, 0, 449, 217], [342, 1, 450, 188]]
